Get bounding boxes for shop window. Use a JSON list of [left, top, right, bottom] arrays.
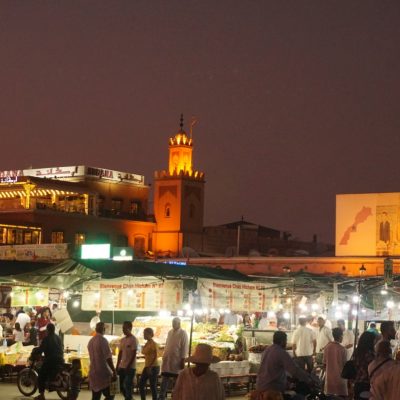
[[0, 225, 40, 244], [0, 227, 6, 244], [75, 233, 86, 245], [130, 201, 140, 215], [51, 231, 64, 244], [97, 196, 105, 214], [165, 203, 171, 218], [111, 199, 123, 215], [24, 231, 32, 244], [32, 230, 40, 244], [134, 236, 145, 257]]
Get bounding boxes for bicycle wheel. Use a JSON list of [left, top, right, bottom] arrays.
[[17, 368, 38, 396]]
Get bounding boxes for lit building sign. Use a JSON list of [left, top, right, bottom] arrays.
[[112, 247, 134, 261], [0, 166, 145, 185], [0, 176, 18, 183], [163, 260, 187, 266], [81, 244, 111, 259], [0, 170, 23, 180]]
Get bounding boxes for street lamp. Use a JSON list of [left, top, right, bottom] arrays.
[[354, 265, 366, 346], [283, 265, 291, 275]]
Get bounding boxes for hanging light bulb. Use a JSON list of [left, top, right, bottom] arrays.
[[386, 300, 394, 309]]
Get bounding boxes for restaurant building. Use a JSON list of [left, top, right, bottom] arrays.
[[0, 165, 154, 256], [0, 116, 206, 257]]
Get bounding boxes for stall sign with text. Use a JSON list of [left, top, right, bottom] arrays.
[[11, 287, 49, 307], [82, 278, 183, 311], [197, 279, 279, 312]]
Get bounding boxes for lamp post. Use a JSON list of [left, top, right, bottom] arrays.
[[354, 264, 366, 347], [282, 266, 293, 327], [283, 265, 291, 275]]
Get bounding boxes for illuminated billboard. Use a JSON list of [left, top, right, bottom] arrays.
[[336, 192, 400, 256], [81, 244, 111, 259]]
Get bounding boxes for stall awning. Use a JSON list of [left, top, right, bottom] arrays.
[[0, 258, 251, 290], [79, 259, 251, 281]]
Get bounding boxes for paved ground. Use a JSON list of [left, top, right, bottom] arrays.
[[0, 382, 248, 399]]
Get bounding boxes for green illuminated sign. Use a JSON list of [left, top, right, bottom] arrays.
[[81, 244, 111, 259]]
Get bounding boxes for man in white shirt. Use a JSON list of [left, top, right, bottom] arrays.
[[117, 321, 138, 400], [316, 316, 333, 363], [90, 311, 101, 332], [292, 317, 316, 372], [16, 308, 31, 330], [173, 343, 224, 400], [337, 319, 354, 360], [223, 311, 242, 326], [159, 317, 189, 400]]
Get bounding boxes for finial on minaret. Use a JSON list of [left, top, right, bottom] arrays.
[[179, 114, 184, 131]]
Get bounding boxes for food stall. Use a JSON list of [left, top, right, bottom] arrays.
[[194, 278, 286, 376], [0, 258, 266, 387]]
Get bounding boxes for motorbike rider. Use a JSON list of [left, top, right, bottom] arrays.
[[35, 323, 64, 400], [256, 331, 316, 400]]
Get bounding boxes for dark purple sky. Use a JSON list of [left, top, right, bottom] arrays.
[[1, 1, 399, 243]]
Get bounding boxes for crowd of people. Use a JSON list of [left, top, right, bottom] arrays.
[[0, 305, 55, 347], [252, 316, 400, 400], [86, 317, 224, 400], [4, 305, 400, 400]]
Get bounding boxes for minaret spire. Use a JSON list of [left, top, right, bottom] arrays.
[[179, 113, 184, 132]]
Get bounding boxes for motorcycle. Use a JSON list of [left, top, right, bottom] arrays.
[[17, 347, 70, 400]]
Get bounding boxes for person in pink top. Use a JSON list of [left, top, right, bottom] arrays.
[[36, 307, 51, 344], [88, 322, 117, 400]]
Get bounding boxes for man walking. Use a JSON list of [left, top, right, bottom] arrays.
[[316, 316, 333, 364], [158, 317, 188, 400], [337, 319, 354, 360], [88, 322, 117, 400], [323, 327, 348, 397], [117, 321, 138, 400], [292, 317, 316, 372], [256, 331, 314, 397]]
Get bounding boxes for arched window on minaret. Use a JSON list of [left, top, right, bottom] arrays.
[[189, 204, 195, 218], [165, 203, 171, 218]]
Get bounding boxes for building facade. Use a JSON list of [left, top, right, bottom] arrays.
[[0, 116, 324, 259], [0, 166, 154, 256]]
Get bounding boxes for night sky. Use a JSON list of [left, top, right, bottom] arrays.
[[1, 1, 399, 244]]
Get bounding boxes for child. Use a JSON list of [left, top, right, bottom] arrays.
[[13, 322, 24, 343], [23, 322, 38, 346], [69, 358, 82, 400]]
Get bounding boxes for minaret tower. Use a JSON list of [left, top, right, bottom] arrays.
[[153, 114, 205, 256], [168, 114, 193, 175]]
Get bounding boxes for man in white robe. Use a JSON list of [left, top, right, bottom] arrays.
[[158, 317, 188, 400]]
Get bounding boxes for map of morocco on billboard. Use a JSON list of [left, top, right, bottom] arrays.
[[336, 192, 400, 257]]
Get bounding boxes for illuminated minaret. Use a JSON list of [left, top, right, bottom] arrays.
[[168, 114, 193, 175], [153, 114, 205, 256]]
